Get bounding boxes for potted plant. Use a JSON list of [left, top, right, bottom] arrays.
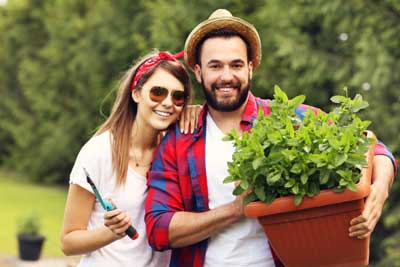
[[17, 212, 46, 261], [224, 86, 376, 267]]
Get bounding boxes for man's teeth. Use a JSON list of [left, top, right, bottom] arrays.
[[218, 88, 233, 92], [154, 111, 171, 117]]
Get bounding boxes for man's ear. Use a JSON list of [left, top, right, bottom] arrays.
[[132, 89, 140, 103], [194, 64, 202, 83], [248, 61, 253, 80]]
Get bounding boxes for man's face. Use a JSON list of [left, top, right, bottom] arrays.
[[194, 36, 253, 112]]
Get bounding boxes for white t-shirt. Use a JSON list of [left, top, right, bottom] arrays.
[[69, 131, 170, 267], [204, 114, 275, 267]]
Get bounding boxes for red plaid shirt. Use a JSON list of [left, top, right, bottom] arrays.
[[145, 93, 397, 267]]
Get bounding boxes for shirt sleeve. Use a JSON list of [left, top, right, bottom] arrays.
[[375, 141, 398, 175], [145, 129, 184, 251], [69, 136, 103, 194]]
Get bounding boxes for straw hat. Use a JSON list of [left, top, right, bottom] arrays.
[[184, 9, 261, 70]]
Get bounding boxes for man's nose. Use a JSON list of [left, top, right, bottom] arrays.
[[220, 65, 234, 82]]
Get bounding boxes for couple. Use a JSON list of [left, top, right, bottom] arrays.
[[61, 9, 397, 267]]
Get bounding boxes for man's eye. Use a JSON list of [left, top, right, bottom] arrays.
[[232, 64, 243, 69]]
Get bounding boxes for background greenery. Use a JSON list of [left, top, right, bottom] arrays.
[[0, 171, 67, 256], [0, 0, 398, 265]]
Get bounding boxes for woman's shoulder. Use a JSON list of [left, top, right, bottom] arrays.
[[79, 131, 112, 158]]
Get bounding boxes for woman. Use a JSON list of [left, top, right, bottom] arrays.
[[60, 50, 197, 267]]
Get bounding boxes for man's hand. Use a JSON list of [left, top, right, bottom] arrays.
[[349, 155, 394, 239], [179, 104, 202, 134], [349, 183, 388, 239]]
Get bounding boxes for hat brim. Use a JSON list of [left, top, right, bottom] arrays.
[[184, 16, 261, 70]]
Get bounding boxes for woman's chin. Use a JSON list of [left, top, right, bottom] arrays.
[[151, 121, 174, 131]]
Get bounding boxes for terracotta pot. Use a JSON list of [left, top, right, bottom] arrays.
[[244, 132, 376, 267]]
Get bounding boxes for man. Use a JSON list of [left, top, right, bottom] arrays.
[[145, 9, 397, 267]]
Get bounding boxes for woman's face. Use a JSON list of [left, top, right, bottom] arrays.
[[133, 68, 185, 131]]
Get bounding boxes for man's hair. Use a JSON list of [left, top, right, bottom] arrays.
[[195, 28, 252, 65]]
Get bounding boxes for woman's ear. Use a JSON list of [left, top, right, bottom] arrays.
[[132, 89, 140, 103]]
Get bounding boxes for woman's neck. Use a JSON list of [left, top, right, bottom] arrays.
[[130, 121, 160, 151]]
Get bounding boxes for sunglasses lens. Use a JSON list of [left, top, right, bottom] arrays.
[[172, 91, 186, 107], [149, 86, 186, 107], [149, 86, 168, 102]]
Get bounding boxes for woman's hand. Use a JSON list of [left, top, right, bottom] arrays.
[[103, 204, 132, 239], [179, 105, 202, 134]]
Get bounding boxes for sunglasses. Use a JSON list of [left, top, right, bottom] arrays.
[[149, 86, 187, 107]]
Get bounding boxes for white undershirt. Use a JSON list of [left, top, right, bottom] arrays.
[[69, 131, 170, 267], [204, 113, 275, 267]]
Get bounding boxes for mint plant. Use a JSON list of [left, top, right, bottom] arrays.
[[224, 85, 373, 205]]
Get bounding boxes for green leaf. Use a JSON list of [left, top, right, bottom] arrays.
[[319, 170, 330, 184], [347, 182, 357, 192], [288, 95, 306, 109], [254, 186, 266, 201], [243, 193, 259, 204], [292, 184, 299, 194], [290, 163, 303, 174], [223, 129, 239, 141], [301, 173, 308, 184], [233, 185, 245, 196], [267, 173, 281, 184], [284, 179, 296, 188], [308, 182, 320, 196], [252, 157, 263, 170], [333, 154, 348, 167], [330, 95, 347, 104], [223, 175, 236, 184], [294, 194, 303, 206], [274, 85, 288, 102], [240, 179, 249, 190], [332, 187, 345, 193]]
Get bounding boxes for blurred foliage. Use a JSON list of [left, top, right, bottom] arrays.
[[0, 0, 398, 264]]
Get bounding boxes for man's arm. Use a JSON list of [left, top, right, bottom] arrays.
[[145, 129, 246, 250], [168, 193, 245, 248]]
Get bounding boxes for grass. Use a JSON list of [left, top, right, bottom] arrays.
[[0, 170, 68, 257]]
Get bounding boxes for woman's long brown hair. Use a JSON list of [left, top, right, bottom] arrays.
[[96, 51, 191, 187]]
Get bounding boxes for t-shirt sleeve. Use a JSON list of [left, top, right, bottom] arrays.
[[69, 137, 103, 194]]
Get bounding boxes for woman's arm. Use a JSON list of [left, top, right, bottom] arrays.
[[60, 184, 121, 255]]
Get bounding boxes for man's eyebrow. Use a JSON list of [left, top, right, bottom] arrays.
[[206, 59, 222, 65], [231, 59, 245, 64], [206, 59, 245, 65]]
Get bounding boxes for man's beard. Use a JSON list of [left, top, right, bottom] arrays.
[[201, 75, 251, 112]]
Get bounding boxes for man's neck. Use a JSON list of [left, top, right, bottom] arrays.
[[207, 102, 246, 135]]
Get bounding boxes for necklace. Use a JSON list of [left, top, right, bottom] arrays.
[[131, 151, 152, 168]]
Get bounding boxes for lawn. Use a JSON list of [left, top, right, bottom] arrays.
[[0, 170, 68, 257]]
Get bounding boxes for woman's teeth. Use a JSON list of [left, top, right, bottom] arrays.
[[154, 110, 171, 117]]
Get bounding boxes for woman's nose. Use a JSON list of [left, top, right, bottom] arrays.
[[160, 93, 173, 107]]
